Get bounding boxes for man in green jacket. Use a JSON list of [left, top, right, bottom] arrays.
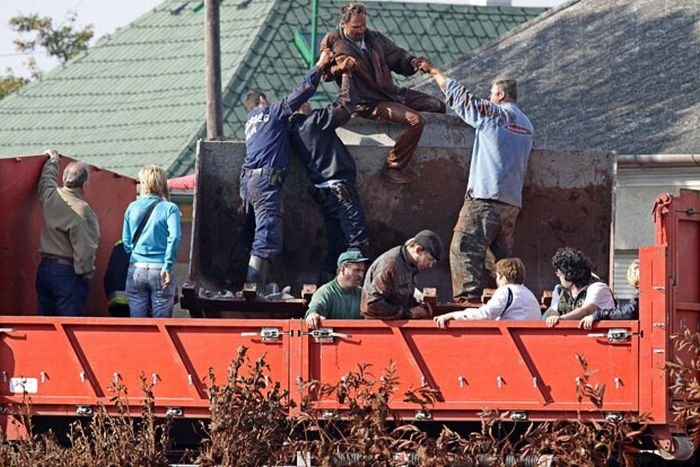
[[304, 250, 369, 329]]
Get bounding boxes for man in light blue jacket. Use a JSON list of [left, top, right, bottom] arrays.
[[421, 61, 534, 305]]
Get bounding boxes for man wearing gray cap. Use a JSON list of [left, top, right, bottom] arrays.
[[361, 230, 442, 320], [305, 250, 369, 330]]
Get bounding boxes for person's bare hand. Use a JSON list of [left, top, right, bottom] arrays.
[[334, 55, 358, 74], [305, 312, 324, 330], [579, 315, 595, 330], [45, 149, 60, 161], [412, 56, 431, 73], [545, 315, 560, 328], [316, 48, 333, 70], [161, 270, 171, 289], [433, 313, 453, 329]]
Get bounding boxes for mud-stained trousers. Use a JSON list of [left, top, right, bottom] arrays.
[[450, 198, 520, 303], [356, 89, 446, 170], [309, 182, 369, 279]]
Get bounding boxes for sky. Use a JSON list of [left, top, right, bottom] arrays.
[[1, 0, 568, 79]]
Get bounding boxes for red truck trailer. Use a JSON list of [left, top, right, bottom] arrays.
[[0, 138, 697, 460]]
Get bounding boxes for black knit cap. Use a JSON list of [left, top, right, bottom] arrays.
[[413, 230, 443, 262]]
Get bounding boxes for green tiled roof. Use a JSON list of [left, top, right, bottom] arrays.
[[0, 0, 544, 177]]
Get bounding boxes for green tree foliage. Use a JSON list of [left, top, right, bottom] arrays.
[[0, 12, 93, 100], [0, 68, 30, 100]]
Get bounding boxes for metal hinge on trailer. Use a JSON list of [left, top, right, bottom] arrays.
[[299, 327, 352, 343], [587, 328, 641, 343], [240, 327, 293, 342]]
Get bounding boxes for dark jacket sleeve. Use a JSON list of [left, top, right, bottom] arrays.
[[593, 295, 639, 321], [361, 266, 408, 320], [376, 32, 416, 77], [277, 66, 323, 119], [313, 73, 356, 132]]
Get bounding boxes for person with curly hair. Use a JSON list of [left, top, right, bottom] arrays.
[[579, 259, 639, 329], [543, 247, 615, 328]]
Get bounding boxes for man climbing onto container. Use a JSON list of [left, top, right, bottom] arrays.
[[289, 56, 369, 282], [236, 49, 333, 294], [321, 2, 446, 184], [305, 250, 369, 330], [421, 61, 534, 306], [361, 230, 442, 320], [36, 149, 100, 316]]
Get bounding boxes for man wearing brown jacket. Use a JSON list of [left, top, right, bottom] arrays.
[[36, 150, 100, 316], [321, 2, 446, 184], [361, 230, 442, 320]]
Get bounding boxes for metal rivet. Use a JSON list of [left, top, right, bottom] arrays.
[[458, 376, 465, 388], [532, 377, 538, 388], [80, 372, 86, 384], [614, 377, 621, 389], [152, 373, 158, 385], [497, 376, 503, 389], [421, 376, 427, 387], [187, 374, 193, 385], [40, 372, 46, 384], [113, 372, 120, 384], [3, 371, 7, 383]]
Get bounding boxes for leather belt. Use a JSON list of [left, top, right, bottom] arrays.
[[41, 255, 73, 266]]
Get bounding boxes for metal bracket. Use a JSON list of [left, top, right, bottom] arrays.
[[300, 327, 352, 343], [165, 407, 183, 417], [414, 409, 432, 421], [587, 328, 637, 343], [509, 411, 528, 421], [75, 405, 93, 416], [605, 412, 624, 422], [240, 327, 291, 342]]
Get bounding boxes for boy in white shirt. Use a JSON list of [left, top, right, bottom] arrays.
[[434, 258, 540, 327]]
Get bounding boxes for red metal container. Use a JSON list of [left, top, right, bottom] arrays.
[[0, 155, 136, 316]]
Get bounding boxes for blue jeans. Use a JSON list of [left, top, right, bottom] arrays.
[[35, 262, 89, 316], [238, 173, 283, 260], [310, 182, 369, 277], [126, 263, 176, 318]]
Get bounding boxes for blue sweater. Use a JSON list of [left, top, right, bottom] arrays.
[[444, 79, 533, 208], [122, 195, 181, 273]]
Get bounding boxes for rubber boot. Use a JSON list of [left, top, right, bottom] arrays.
[[246, 255, 270, 296]]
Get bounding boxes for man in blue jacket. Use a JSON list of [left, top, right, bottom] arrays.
[[289, 57, 369, 282], [422, 61, 534, 305], [238, 50, 333, 292]]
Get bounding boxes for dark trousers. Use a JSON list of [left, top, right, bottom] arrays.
[[358, 89, 446, 170], [450, 198, 520, 302], [237, 173, 284, 260], [36, 262, 89, 316], [310, 182, 369, 278]]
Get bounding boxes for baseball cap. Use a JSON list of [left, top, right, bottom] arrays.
[[413, 229, 443, 261], [337, 250, 369, 267]]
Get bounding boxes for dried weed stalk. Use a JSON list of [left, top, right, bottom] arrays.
[[668, 328, 700, 445], [196, 345, 293, 467]]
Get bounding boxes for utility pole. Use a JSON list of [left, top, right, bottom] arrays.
[[205, 0, 223, 139], [310, 0, 319, 68]]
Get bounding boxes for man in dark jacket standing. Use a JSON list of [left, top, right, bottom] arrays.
[[321, 2, 445, 184], [289, 58, 369, 281], [238, 50, 332, 292]]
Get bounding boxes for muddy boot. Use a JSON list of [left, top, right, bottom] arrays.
[[246, 255, 270, 297]]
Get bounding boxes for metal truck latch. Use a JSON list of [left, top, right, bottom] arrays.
[[587, 328, 637, 343], [240, 327, 291, 342], [300, 327, 352, 343]]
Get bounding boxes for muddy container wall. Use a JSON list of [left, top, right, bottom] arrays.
[[188, 114, 614, 304], [0, 156, 137, 316]]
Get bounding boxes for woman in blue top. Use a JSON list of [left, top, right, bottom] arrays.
[[122, 165, 181, 318]]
